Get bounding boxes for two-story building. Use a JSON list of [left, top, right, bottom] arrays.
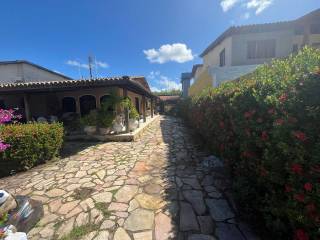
[[182, 8, 320, 97]]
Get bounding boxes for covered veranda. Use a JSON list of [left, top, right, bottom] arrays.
[[0, 76, 156, 133]]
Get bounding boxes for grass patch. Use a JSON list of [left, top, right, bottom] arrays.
[[94, 202, 112, 218], [59, 224, 99, 240]]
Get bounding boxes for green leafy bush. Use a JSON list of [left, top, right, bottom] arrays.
[[120, 97, 139, 119], [0, 122, 64, 177], [80, 111, 98, 126], [178, 47, 320, 239]]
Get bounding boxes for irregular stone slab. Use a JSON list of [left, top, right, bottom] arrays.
[[94, 231, 109, 240], [58, 217, 75, 238], [128, 199, 139, 212], [108, 202, 129, 212], [155, 212, 174, 240], [124, 208, 154, 231], [183, 190, 206, 215], [181, 178, 201, 189], [92, 191, 112, 203], [100, 219, 115, 229], [46, 188, 66, 197], [133, 231, 153, 240], [75, 212, 89, 227], [144, 183, 162, 194], [201, 175, 214, 186], [115, 185, 139, 203], [205, 199, 234, 221], [180, 202, 199, 231], [188, 234, 217, 240], [96, 170, 106, 180], [114, 227, 131, 240], [135, 193, 163, 210], [80, 231, 98, 240], [215, 223, 245, 240], [198, 216, 214, 234]]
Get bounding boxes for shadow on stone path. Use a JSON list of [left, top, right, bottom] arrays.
[[0, 116, 258, 240]]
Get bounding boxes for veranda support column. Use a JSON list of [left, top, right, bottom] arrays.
[[23, 94, 31, 122], [76, 97, 81, 116], [123, 88, 130, 133], [151, 98, 154, 118], [142, 96, 146, 123]]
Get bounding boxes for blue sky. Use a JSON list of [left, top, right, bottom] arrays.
[[0, 0, 319, 92]]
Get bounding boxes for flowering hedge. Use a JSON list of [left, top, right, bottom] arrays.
[[0, 123, 64, 177], [178, 47, 320, 239]]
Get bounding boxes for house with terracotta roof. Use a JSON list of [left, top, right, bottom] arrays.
[[0, 61, 156, 132], [182, 8, 320, 96]]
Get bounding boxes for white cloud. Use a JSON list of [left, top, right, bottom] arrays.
[[246, 0, 273, 14], [66, 59, 109, 70], [143, 43, 194, 64], [148, 71, 181, 91], [241, 12, 251, 19], [95, 61, 109, 69], [220, 0, 239, 12], [66, 60, 89, 69], [220, 0, 273, 15]]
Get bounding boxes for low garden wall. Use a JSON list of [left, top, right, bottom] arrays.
[[0, 123, 64, 177], [177, 47, 320, 239]]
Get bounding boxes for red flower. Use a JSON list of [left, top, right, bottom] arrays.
[[293, 131, 307, 142], [219, 144, 224, 152], [294, 229, 309, 240], [244, 112, 252, 118], [260, 167, 268, 177], [285, 184, 292, 193], [261, 131, 268, 141], [291, 163, 303, 175], [294, 193, 305, 202], [274, 119, 284, 126], [245, 128, 251, 137], [306, 203, 316, 213], [219, 121, 225, 129], [268, 108, 275, 115], [279, 93, 288, 103], [304, 183, 312, 192], [242, 151, 255, 158], [257, 118, 263, 123]]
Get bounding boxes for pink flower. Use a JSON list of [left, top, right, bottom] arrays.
[[292, 131, 307, 142], [294, 193, 305, 202], [0, 141, 10, 152], [274, 119, 284, 126], [285, 184, 292, 193], [291, 163, 303, 175], [294, 229, 309, 240], [279, 93, 288, 103], [261, 131, 268, 141], [304, 183, 312, 192]]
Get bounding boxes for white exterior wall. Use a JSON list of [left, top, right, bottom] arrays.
[[203, 37, 232, 67], [0, 62, 70, 84], [231, 29, 294, 66]]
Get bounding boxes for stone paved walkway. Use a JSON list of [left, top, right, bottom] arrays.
[[0, 116, 257, 240]]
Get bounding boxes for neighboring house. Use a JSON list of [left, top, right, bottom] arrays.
[[185, 8, 320, 96], [0, 60, 72, 84], [0, 61, 156, 132]]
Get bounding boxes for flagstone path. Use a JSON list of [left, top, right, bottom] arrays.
[[0, 116, 258, 240]]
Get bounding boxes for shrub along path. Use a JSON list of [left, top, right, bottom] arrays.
[[0, 116, 257, 240]]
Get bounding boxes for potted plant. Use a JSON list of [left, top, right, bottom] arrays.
[[120, 97, 140, 131], [80, 111, 97, 135], [98, 112, 115, 135], [128, 106, 139, 131]]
